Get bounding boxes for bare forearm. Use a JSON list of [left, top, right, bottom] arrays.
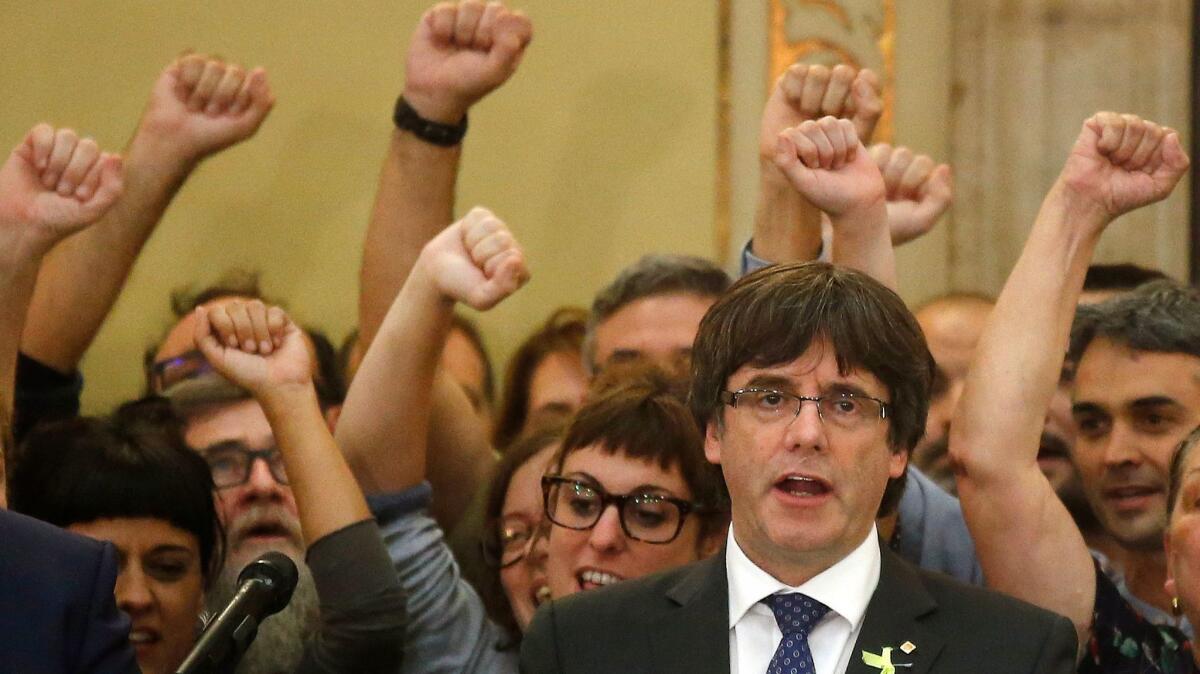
[[21, 133, 195, 373], [952, 183, 1101, 482], [339, 265, 453, 494], [0, 259, 45, 415], [752, 171, 824, 264], [358, 131, 461, 349], [828, 200, 895, 290], [261, 385, 371, 544]]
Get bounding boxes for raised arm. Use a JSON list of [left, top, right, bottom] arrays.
[[772, 116, 894, 289], [751, 65, 881, 266], [21, 54, 273, 374], [357, 0, 530, 527], [358, 0, 530, 347], [949, 113, 1189, 645], [340, 206, 527, 495], [0, 126, 123, 412], [194, 300, 407, 672]]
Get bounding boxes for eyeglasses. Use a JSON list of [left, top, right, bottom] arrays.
[[203, 444, 289, 489], [541, 475, 701, 544], [719, 388, 888, 431], [482, 515, 549, 569], [150, 349, 213, 394]]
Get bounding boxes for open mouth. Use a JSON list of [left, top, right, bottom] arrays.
[[774, 475, 832, 498], [577, 569, 624, 592], [241, 521, 292, 541], [128, 627, 160, 649], [534, 585, 552, 607]]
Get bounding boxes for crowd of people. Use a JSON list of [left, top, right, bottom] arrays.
[[0, 2, 1197, 673]]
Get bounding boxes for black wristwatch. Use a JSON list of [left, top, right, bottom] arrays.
[[393, 96, 468, 147]]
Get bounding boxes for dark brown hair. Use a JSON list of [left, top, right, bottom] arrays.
[[552, 362, 729, 542], [493, 307, 588, 450], [689, 262, 934, 514]]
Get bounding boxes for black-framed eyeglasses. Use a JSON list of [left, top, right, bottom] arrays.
[[150, 349, 213, 394], [482, 515, 549, 569], [203, 444, 289, 489], [541, 475, 702, 544], [719, 388, 888, 431]]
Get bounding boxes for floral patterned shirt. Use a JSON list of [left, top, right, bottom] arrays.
[[1079, 560, 1195, 674]]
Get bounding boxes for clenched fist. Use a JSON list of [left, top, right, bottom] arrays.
[[759, 64, 881, 165], [0, 124, 123, 256], [403, 1, 533, 124], [869, 143, 953, 246], [1056, 112, 1189, 227], [418, 206, 529, 310], [773, 116, 885, 220]]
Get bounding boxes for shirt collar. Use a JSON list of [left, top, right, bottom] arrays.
[[726, 524, 881, 631]]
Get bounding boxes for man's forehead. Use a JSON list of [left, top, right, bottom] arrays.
[[183, 399, 275, 450], [1074, 342, 1200, 405]]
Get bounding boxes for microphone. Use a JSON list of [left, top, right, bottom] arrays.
[[176, 551, 299, 674]]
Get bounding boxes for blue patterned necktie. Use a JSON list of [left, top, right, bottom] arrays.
[[762, 592, 831, 674]]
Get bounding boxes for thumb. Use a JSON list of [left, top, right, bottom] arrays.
[[1161, 131, 1191, 173]]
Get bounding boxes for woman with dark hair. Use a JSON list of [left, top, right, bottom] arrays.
[[10, 397, 222, 674], [492, 307, 589, 451]]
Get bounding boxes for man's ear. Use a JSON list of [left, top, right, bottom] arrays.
[[704, 418, 723, 465], [888, 446, 909, 479]]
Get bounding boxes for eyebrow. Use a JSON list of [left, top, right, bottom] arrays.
[[563, 471, 679, 497], [741, 375, 876, 399], [1130, 396, 1183, 411], [1071, 402, 1109, 416], [149, 545, 195, 556]]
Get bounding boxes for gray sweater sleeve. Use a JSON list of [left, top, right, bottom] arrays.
[[295, 518, 407, 674]]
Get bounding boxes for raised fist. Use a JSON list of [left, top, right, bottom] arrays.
[[759, 64, 881, 165], [419, 206, 529, 310], [869, 143, 953, 246], [0, 124, 123, 255], [193, 299, 312, 398], [403, 0, 533, 124], [1058, 112, 1189, 224], [138, 53, 275, 162], [773, 116, 885, 219]]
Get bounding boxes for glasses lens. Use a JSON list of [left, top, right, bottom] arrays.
[[820, 394, 877, 430], [152, 351, 212, 393], [739, 390, 797, 424], [206, 448, 247, 489], [497, 517, 534, 567], [548, 480, 601, 530], [622, 495, 683, 543], [265, 451, 290, 486]]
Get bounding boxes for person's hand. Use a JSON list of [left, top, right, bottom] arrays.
[[1056, 112, 1189, 229], [418, 206, 529, 309], [773, 116, 885, 219], [759, 64, 881, 166], [136, 53, 275, 163], [193, 299, 312, 399], [869, 143, 953, 246], [402, 0, 533, 124], [0, 124, 123, 256]]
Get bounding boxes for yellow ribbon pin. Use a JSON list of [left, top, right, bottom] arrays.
[[861, 647, 897, 674]]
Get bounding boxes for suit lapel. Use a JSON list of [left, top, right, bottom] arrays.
[[649, 550, 731, 674], [846, 548, 944, 674]]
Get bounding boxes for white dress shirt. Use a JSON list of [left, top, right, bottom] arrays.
[[726, 525, 881, 674]]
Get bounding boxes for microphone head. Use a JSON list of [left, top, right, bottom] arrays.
[[237, 551, 299, 616]]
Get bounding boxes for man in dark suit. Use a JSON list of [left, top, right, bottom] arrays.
[[0, 508, 138, 674], [522, 119, 1077, 673]]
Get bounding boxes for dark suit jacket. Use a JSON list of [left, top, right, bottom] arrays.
[[0, 509, 139, 674], [520, 544, 1077, 674]]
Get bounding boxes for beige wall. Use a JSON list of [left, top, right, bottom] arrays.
[[0, 1, 719, 413]]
